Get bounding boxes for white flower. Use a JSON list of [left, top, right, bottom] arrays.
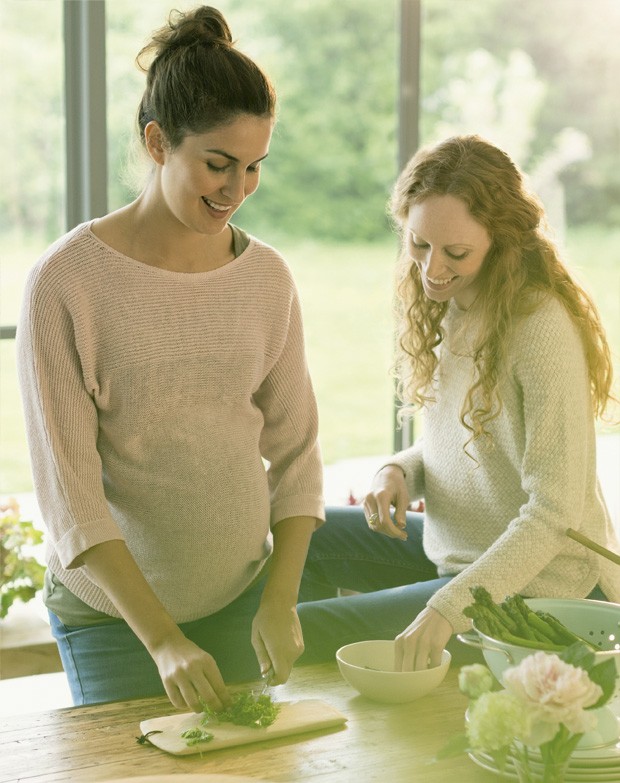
[[467, 690, 531, 751], [503, 651, 602, 739], [459, 664, 495, 699]]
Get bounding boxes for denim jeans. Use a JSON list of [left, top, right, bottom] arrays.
[[49, 578, 266, 705], [49, 504, 607, 705], [297, 505, 608, 665], [297, 505, 468, 664]]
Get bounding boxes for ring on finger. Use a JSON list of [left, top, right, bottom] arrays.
[[368, 512, 379, 527]]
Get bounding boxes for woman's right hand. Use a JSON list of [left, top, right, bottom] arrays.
[[149, 633, 231, 714], [363, 464, 410, 541]]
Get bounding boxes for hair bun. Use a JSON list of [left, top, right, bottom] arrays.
[[141, 5, 233, 68], [136, 4, 275, 149], [171, 5, 233, 47]]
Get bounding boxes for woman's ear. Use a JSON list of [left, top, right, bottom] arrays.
[[144, 121, 167, 165]]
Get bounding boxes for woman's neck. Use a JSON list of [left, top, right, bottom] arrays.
[[92, 195, 236, 273]]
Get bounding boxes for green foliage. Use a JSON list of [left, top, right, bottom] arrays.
[[200, 690, 281, 729], [0, 0, 64, 240], [224, 0, 399, 242], [420, 0, 620, 228], [181, 727, 214, 746], [0, 499, 45, 618], [2, 0, 620, 242]]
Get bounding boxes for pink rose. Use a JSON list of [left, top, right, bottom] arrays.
[[503, 651, 602, 738]]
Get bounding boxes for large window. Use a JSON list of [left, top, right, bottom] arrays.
[[1, 1, 618, 524], [0, 0, 64, 492]]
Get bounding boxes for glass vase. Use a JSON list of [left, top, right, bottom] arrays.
[[512, 754, 570, 783]]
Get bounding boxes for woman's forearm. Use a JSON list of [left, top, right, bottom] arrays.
[[261, 516, 317, 605], [78, 539, 184, 654]]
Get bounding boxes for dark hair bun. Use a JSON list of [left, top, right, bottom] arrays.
[[139, 6, 232, 70], [136, 5, 276, 148]]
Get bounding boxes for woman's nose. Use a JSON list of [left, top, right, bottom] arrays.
[[222, 172, 245, 202], [424, 248, 448, 277]]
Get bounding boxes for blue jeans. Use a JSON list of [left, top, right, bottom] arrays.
[[297, 506, 608, 665], [49, 505, 607, 704], [50, 506, 440, 705], [297, 505, 464, 663], [49, 578, 266, 705]]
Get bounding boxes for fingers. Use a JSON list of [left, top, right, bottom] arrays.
[[363, 499, 407, 540], [252, 633, 301, 686], [252, 630, 274, 681], [251, 607, 304, 686], [363, 465, 410, 540], [394, 607, 453, 672], [156, 644, 231, 714], [395, 631, 432, 671]]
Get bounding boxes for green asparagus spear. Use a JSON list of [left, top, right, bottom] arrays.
[[501, 600, 537, 640], [465, 586, 598, 653], [469, 586, 519, 634], [535, 610, 598, 651], [465, 603, 564, 650], [507, 594, 563, 644]]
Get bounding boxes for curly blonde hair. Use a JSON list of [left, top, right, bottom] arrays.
[[391, 135, 615, 446]]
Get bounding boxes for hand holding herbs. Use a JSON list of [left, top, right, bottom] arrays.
[[181, 690, 281, 746], [464, 586, 598, 652]]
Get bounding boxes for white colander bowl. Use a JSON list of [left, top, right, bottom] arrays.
[[460, 597, 620, 685]]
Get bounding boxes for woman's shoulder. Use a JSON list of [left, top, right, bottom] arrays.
[[514, 292, 578, 342], [27, 223, 98, 289], [510, 293, 584, 369], [242, 231, 297, 286]]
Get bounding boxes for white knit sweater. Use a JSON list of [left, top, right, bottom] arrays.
[[388, 297, 620, 632], [17, 223, 324, 623]]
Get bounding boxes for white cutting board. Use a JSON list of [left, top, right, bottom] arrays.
[[139, 698, 347, 755]]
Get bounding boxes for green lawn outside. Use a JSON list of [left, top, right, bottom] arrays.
[[1, 225, 618, 494]]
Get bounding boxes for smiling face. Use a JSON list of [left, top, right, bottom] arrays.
[[406, 194, 492, 309], [146, 113, 274, 236]]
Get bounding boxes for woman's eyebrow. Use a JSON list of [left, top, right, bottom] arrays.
[[408, 229, 474, 248], [204, 148, 269, 164]]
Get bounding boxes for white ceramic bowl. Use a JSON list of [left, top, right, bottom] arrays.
[[336, 639, 451, 703]]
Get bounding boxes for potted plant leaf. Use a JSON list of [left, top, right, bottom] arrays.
[[0, 498, 46, 619]]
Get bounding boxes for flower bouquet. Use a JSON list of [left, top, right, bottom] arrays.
[[437, 642, 617, 782]]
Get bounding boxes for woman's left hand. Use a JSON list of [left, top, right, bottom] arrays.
[[394, 606, 453, 671], [251, 597, 305, 684]]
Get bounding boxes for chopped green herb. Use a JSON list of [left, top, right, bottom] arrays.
[[200, 690, 280, 729], [181, 727, 215, 746], [135, 730, 163, 745]]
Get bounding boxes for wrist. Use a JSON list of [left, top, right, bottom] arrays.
[[379, 463, 406, 478], [260, 580, 299, 609], [142, 619, 186, 657]]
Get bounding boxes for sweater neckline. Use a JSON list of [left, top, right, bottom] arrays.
[[83, 220, 255, 279]]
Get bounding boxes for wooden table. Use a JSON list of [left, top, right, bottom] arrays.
[[0, 663, 497, 783]]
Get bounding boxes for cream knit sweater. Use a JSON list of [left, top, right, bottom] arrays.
[[17, 223, 324, 623], [388, 297, 620, 633]]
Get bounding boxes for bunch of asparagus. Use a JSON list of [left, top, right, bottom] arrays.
[[463, 586, 597, 652]]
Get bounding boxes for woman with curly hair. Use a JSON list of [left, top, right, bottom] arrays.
[[298, 134, 619, 670]]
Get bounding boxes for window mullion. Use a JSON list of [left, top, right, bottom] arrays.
[[63, 0, 108, 231]]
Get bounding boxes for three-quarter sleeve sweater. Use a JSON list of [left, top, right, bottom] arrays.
[[17, 222, 324, 623], [386, 296, 620, 633]]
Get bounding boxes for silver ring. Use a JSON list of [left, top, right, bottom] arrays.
[[368, 513, 379, 526]]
